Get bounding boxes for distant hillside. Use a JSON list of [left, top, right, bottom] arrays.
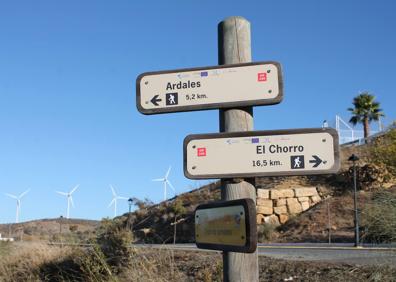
[[0, 218, 99, 242], [119, 181, 221, 244]]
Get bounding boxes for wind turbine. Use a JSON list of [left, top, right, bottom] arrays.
[[152, 166, 175, 201], [108, 185, 128, 217], [56, 185, 79, 219], [5, 189, 30, 223]]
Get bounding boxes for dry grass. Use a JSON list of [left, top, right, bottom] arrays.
[[0, 242, 74, 281], [0, 242, 221, 282]]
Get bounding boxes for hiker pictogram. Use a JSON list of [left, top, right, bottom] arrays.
[[290, 155, 305, 169], [166, 92, 178, 105]]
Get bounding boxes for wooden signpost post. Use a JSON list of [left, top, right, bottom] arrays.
[[217, 17, 259, 282], [136, 16, 340, 282]]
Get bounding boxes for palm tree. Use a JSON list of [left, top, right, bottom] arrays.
[[348, 92, 384, 138]]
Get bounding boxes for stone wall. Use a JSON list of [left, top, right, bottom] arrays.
[[256, 187, 321, 225]]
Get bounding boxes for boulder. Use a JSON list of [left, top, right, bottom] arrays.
[[257, 199, 273, 208], [270, 189, 294, 199], [287, 198, 302, 214], [301, 201, 310, 211], [298, 197, 309, 203], [279, 214, 289, 224], [257, 189, 269, 199], [274, 206, 287, 215], [257, 206, 273, 215], [256, 214, 265, 224], [274, 198, 286, 207], [286, 198, 299, 205], [294, 187, 318, 197], [310, 195, 321, 203], [264, 214, 280, 226]]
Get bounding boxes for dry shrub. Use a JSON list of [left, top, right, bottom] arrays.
[[361, 190, 396, 243]]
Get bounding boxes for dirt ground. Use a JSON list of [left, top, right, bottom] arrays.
[[169, 250, 396, 282]]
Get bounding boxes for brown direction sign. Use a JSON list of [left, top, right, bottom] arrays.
[[136, 61, 283, 114], [195, 198, 257, 253], [184, 128, 340, 179]]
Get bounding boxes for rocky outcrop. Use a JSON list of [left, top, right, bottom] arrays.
[[256, 187, 322, 225]]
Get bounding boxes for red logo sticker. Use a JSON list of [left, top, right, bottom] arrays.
[[257, 72, 267, 82], [197, 147, 206, 157]]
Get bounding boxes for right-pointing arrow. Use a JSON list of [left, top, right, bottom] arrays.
[[309, 155, 323, 168]]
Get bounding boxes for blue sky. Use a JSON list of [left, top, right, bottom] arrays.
[[0, 0, 395, 223]]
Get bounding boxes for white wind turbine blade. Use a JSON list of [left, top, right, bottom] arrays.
[[108, 198, 115, 208], [152, 178, 165, 182], [166, 180, 175, 192], [110, 185, 117, 197], [70, 184, 79, 194], [165, 166, 172, 179], [56, 191, 68, 196], [19, 189, 30, 199], [117, 196, 129, 200], [5, 193, 18, 199]]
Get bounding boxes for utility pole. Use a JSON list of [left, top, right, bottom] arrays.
[[127, 198, 133, 231], [59, 215, 63, 247], [327, 200, 331, 244], [173, 215, 177, 244], [218, 16, 259, 282], [348, 154, 360, 247]]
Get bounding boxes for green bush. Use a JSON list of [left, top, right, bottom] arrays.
[[257, 224, 276, 242], [0, 241, 11, 257], [96, 218, 134, 272], [39, 246, 113, 282], [370, 128, 396, 176], [361, 191, 396, 243], [170, 198, 186, 216]]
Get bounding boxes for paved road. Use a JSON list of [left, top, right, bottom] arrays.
[[257, 245, 396, 266], [136, 243, 396, 266]]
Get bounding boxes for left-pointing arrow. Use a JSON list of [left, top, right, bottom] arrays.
[[150, 95, 162, 106], [309, 155, 323, 168]]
